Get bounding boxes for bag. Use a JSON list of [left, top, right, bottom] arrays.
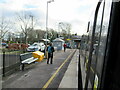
[[48, 46, 52, 53], [52, 47, 55, 52], [47, 46, 54, 53]]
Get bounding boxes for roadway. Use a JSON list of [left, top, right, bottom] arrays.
[[2, 49, 78, 89]]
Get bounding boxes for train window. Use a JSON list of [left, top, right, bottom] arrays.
[[90, 0, 105, 72], [84, 0, 114, 89], [86, 1, 106, 88], [96, 0, 112, 78]]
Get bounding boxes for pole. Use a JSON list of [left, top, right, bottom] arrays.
[[45, 0, 54, 58], [46, 2, 48, 45], [29, 15, 33, 30], [45, 1, 49, 59], [31, 15, 33, 29], [46, 0, 54, 44], [3, 50, 5, 77]]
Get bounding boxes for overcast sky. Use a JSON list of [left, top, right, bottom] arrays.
[[0, 0, 98, 35]]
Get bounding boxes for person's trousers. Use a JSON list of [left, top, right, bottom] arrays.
[[64, 47, 66, 52], [47, 53, 53, 64]]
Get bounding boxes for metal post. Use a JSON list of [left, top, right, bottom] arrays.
[[46, 2, 48, 46], [31, 15, 33, 30], [46, 0, 54, 45], [0, 39, 2, 89], [29, 15, 33, 29], [45, 0, 54, 58], [78, 47, 83, 89], [2, 50, 5, 77]]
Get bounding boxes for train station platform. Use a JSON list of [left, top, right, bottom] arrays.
[[59, 49, 79, 88], [2, 49, 79, 89]]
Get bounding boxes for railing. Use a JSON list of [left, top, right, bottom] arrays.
[[2, 49, 28, 77]]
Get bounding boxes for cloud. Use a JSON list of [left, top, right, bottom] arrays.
[[47, 0, 98, 35], [0, 0, 98, 35]]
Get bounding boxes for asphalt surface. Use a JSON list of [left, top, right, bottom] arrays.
[[2, 49, 76, 89]]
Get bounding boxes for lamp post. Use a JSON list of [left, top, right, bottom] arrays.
[[45, 0, 54, 58], [46, 0, 54, 45], [29, 15, 33, 30], [58, 22, 62, 38]]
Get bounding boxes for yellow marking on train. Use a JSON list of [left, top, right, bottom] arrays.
[[90, 67, 94, 73], [85, 59, 88, 71], [42, 50, 76, 89]]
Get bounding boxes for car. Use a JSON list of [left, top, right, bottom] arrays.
[[2, 43, 7, 46], [66, 43, 71, 48], [27, 42, 45, 52], [1, 42, 8, 48]]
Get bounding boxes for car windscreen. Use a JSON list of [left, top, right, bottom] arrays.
[[32, 44, 38, 46]]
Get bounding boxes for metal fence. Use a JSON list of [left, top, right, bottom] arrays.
[[2, 50, 25, 76], [0, 48, 2, 89]]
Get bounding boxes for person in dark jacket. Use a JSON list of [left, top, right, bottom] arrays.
[[46, 43, 54, 64]]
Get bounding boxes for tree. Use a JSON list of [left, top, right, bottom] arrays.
[[27, 29, 46, 43], [0, 16, 12, 40], [58, 22, 72, 39], [48, 29, 58, 41], [16, 11, 37, 44]]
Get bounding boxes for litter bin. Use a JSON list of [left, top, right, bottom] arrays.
[[32, 51, 44, 62]]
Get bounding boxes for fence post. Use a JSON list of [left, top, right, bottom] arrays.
[[3, 50, 5, 77]]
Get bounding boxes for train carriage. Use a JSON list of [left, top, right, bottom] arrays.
[[79, 0, 120, 89]]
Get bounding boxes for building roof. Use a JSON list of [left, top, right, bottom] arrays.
[[53, 38, 65, 42]]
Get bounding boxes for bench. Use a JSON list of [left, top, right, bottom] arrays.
[[20, 53, 38, 71]]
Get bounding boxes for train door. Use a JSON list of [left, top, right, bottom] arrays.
[[84, 0, 105, 89], [100, 1, 120, 89], [94, 0, 112, 89], [84, 0, 113, 89]]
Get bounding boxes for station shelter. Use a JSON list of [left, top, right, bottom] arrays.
[[52, 38, 65, 50]]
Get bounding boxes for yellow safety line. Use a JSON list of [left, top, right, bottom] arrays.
[[42, 50, 76, 89]]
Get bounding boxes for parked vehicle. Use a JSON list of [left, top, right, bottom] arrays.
[[66, 43, 71, 48], [27, 42, 45, 52], [1, 42, 8, 48], [2, 42, 7, 46], [7, 43, 28, 50]]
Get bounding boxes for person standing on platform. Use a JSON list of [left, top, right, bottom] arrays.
[[46, 43, 54, 64], [63, 43, 67, 52]]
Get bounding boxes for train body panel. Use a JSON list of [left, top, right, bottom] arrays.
[[79, 0, 120, 89]]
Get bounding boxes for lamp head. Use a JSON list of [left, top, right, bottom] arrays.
[[47, 0, 54, 3]]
